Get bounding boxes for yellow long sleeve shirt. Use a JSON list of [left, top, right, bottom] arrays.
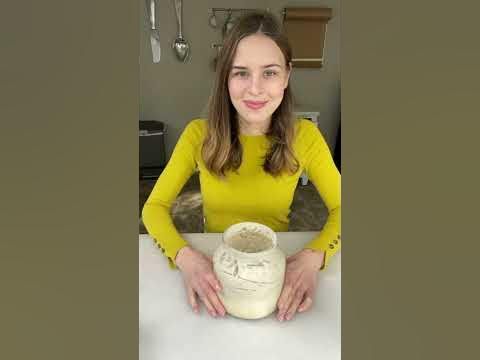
[[142, 118, 341, 269]]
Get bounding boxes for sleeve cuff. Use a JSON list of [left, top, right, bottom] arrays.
[[153, 238, 189, 270], [304, 232, 341, 270]]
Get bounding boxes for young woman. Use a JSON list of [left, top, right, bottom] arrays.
[[142, 11, 340, 322]]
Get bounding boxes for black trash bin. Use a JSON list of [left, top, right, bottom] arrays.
[[139, 120, 167, 179]]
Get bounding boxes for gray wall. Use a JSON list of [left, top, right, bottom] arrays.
[[140, 0, 340, 157]]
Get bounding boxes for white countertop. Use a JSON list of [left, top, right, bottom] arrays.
[[139, 232, 341, 360]]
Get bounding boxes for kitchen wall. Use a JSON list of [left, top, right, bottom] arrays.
[[140, 0, 340, 157]]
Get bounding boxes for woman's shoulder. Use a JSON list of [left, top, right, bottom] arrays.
[[293, 118, 330, 154], [182, 118, 208, 140], [185, 118, 207, 131], [294, 118, 323, 141]]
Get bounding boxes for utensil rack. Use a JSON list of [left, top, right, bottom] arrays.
[[208, 7, 268, 45], [208, 8, 270, 70], [210, 7, 265, 14]]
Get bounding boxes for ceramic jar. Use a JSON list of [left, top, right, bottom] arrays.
[[212, 222, 286, 319]]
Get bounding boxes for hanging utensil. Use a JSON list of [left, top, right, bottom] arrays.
[[172, 0, 190, 62], [146, 0, 161, 63], [208, 9, 217, 28], [222, 9, 233, 38]]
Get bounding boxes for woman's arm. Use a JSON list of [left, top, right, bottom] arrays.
[[276, 122, 341, 321], [142, 119, 226, 317], [141, 120, 202, 268], [302, 121, 341, 270]]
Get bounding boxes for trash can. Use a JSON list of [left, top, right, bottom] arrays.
[[139, 120, 166, 179]]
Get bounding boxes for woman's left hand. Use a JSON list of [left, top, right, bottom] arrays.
[[276, 249, 325, 321]]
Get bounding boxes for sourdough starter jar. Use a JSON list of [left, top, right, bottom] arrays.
[[212, 222, 286, 319]]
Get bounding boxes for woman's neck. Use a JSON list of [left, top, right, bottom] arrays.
[[238, 116, 271, 136]]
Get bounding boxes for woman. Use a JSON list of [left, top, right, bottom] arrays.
[[142, 11, 340, 322]]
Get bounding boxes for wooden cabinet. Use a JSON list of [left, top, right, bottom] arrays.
[[283, 7, 333, 68]]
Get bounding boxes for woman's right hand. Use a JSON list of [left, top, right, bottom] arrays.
[[175, 246, 226, 318]]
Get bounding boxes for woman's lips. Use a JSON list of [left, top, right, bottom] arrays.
[[244, 100, 268, 110]]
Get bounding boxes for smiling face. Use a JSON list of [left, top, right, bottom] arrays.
[[227, 33, 291, 135]]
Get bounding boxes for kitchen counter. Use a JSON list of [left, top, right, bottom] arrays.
[[139, 232, 341, 360]]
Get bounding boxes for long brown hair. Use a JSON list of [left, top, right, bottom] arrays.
[[202, 10, 299, 178]]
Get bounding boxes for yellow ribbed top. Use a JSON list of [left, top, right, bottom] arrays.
[[142, 118, 341, 269]]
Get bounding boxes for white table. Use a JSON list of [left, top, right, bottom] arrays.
[[139, 232, 341, 360]]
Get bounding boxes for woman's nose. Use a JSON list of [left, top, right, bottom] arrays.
[[247, 74, 264, 95]]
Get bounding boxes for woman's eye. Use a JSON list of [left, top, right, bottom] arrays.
[[233, 71, 248, 78], [231, 70, 277, 78]]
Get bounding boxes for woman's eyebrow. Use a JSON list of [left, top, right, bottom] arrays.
[[231, 64, 282, 69]]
